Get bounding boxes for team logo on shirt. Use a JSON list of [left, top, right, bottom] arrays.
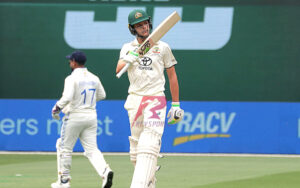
[[152, 47, 160, 54], [138, 56, 153, 70]]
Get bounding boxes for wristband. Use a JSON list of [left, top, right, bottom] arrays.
[[171, 102, 180, 107]]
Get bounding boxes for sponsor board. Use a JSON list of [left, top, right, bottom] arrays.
[[1, 100, 300, 154]]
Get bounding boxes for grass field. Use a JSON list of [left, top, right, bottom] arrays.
[[0, 153, 300, 188]]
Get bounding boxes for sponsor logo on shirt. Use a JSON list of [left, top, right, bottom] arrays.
[[138, 56, 153, 70], [133, 96, 166, 127]]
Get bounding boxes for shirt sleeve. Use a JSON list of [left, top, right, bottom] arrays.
[[163, 43, 177, 68], [96, 77, 106, 101], [56, 76, 74, 109], [119, 44, 127, 60]]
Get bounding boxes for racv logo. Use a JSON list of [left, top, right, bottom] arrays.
[[173, 111, 236, 146], [64, 7, 234, 50]]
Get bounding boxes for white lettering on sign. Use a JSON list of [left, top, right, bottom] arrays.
[[64, 7, 233, 50]]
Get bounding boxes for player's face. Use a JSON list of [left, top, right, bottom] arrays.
[[69, 60, 76, 71], [134, 20, 150, 37]]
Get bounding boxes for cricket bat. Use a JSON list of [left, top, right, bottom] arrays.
[[116, 11, 181, 78]]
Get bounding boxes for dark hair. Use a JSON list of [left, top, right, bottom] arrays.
[[66, 51, 87, 65]]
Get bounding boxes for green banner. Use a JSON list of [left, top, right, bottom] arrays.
[[0, 2, 299, 101], [1, 0, 300, 5]]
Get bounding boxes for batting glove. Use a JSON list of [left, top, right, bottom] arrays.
[[51, 104, 61, 120], [167, 102, 184, 125], [123, 50, 139, 64]]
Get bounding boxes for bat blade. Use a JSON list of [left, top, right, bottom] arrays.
[[137, 11, 180, 57], [116, 11, 180, 78]]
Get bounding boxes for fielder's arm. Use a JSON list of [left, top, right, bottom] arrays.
[[52, 76, 74, 120], [56, 76, 74, 108], [96, 78, 106, 101], [166, 66, 179, 102]]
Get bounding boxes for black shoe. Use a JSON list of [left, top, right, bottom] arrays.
[[102, 171, 114, 188]]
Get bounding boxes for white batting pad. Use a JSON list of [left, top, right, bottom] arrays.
[[130, 129, 162, 188], [129, 136, 139, 165]]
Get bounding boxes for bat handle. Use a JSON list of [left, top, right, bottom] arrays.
[[116, 63, 130, 78]]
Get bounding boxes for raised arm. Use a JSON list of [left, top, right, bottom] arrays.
[[116, 43, 139, 77], [116, 59, 127, 74]]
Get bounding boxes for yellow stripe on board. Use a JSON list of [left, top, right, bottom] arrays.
[[173, 134, 231, 146]]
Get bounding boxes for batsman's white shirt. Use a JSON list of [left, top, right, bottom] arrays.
[[120, 39, 177, 96], [56, 67, 106, 114]]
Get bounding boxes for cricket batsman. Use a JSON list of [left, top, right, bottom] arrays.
[[116, 9, 184, 188], [51, 51, 113, 188]]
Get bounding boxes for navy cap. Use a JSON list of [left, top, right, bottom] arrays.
[[66, 51, 87, 64]]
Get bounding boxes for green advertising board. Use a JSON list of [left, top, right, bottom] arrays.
[[0, 1, 299, 101]]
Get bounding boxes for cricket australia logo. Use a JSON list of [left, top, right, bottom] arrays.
[[138, 57, 153, 70]]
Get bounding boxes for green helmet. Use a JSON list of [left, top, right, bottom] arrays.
[[128, 9, 152, 35]]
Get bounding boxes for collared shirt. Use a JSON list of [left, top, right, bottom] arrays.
[[119, 39, 177, 96], [56, 68, 106, 114]]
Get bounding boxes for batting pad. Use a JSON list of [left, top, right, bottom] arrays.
[[129, 136, 139, 165], [130, 129, 162, 188]]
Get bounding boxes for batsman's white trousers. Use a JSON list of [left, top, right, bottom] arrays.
[[58, 112, 108, 179], [124, 93, 167, 141], [125, 93, 167, 188]]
